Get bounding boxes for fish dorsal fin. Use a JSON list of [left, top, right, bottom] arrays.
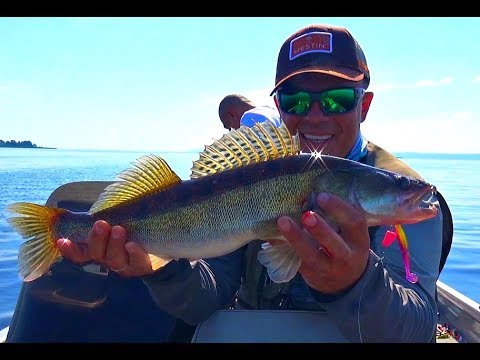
[[190, 121, 300, 179], [88, 154, 181, 214]]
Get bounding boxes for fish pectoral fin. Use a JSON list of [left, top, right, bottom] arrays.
[[257, 241, 301, 283], [148, 254, 173, 271]]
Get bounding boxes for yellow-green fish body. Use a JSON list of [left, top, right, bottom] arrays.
[[7, 122, 439, 283]]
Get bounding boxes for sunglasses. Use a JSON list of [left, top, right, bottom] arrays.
[[276, 88, 365, 116]]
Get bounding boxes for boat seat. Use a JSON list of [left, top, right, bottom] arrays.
[[5, 181, 180, 343], [191, 309, 349, 343]]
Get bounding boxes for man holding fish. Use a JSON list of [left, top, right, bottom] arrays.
[[11, 23, 453, 342]]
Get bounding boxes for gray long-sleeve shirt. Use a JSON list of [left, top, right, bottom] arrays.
[[141, 204, 443, 343], [311, 212, 442, 342], [142, 247, 244, 325]]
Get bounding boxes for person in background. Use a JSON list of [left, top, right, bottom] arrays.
[[219, 94, 282, 130], [218, 94, 255, 130], [57, 23, 453, 343]]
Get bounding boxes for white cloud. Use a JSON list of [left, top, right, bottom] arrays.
[[368, 83, 398, 92], [243, 88, 276, 108], [474, 75, 480, 82], [415, 79, 436, 87], [414, 77, 453, 88], [366, 77, 454, 92], [452, 111, 473, 120], [439, 77, 454, 85], [363, 112, 480, 154]]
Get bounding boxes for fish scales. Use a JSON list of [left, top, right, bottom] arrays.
[[6, 121, 439, 283], [56, 155, 323, 260]]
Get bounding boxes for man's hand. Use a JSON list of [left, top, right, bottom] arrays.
[[276, 192, 370, 294], [56, 220, 155, 277]]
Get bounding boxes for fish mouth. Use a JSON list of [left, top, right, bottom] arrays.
[[403, 184, 439, 219]]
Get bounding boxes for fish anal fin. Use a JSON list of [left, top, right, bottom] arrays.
[[89, 155, 181, 214]]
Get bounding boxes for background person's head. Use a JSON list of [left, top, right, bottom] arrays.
[[218, 94, 256, 130], [271, 24, 374, 156]]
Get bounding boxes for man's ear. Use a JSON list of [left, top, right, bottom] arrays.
[[360, 91, 374, 123]]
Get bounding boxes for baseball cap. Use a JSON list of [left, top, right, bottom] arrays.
[[271, 24, 370, 95], [240, 106, 282, 128]]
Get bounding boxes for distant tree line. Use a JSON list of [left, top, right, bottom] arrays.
[[0, 140, 38, 148]]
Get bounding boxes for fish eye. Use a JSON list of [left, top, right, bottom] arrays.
[[395, 175, 411, 190]]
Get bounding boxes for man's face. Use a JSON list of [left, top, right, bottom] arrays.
[[274, 73, 373, 157]]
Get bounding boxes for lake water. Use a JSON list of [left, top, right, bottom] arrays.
[[1, 148, 479, 330]]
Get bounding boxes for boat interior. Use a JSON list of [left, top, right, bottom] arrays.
[[2, 181, 479, 343]]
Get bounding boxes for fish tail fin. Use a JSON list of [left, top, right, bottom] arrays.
[[257, 240, 301, 283], [6, 202, 66, 282]]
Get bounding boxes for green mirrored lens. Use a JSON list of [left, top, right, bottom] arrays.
[[280, 92, 311, 115], [320, 89, 356, 113], [278, 88, 358, 115]]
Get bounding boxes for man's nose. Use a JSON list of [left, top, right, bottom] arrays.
[[306, 101, 329, 121]]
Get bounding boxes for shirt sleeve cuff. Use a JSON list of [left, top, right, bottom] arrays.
[[141, 258, 191, 282], [308, 251, 379, 303]]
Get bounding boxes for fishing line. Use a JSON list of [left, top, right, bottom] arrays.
[[357, 250, 383, 343], [357, 272, 367, 343]]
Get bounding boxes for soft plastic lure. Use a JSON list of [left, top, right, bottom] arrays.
[[382, 224, 418, 283]]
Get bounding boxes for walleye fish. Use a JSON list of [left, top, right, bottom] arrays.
[[6, 121, 439, 283]]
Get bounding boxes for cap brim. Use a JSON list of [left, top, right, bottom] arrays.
[[270, 67, 364, 95]]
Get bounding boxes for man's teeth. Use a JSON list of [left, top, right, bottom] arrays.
[[304, 134, 331, 142]]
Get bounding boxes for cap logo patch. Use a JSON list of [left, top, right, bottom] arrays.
[[289, 32, 332, 60]]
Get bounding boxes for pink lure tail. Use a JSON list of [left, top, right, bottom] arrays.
[[382, 225, 418, 284]]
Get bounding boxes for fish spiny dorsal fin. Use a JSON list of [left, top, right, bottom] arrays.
[[190, 121, 300, 179], [88, 154, 181, 214]]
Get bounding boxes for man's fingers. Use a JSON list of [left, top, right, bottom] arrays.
[[88, 220, 111, 263], [55, 221, 155, 278], [277, 216, 326, 265], [124, 242, 154, 276], [56, 239, 90, 263], [300, 211, 348, 260], [316, 193, 368, 242], [104, 225, 128, 271]]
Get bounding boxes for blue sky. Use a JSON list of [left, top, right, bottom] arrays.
[[1, 17, 479, 154]]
